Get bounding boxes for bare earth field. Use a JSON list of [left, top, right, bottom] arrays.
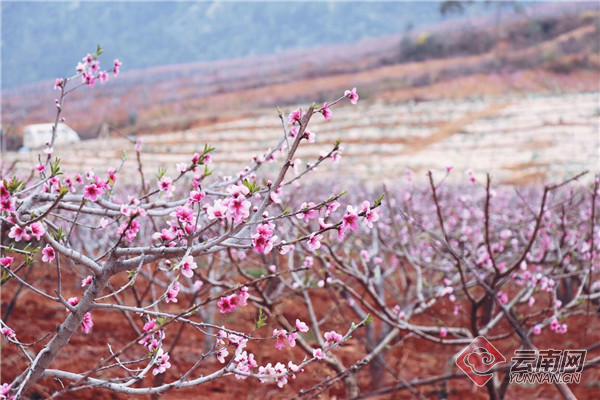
[[1, 263, 599, 400]]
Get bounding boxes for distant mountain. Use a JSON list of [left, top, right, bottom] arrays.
[[1, 1, 508, 89]]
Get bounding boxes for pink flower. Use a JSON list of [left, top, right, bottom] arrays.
[[54, 78, 63, 90], [189, 190, 205, 203], [287, 332, 298, 347], [227, 184, 250, 197], [166, 282, 180, 303], [533, 324, 542, 335], [206, 199, 228, 220], [339, 205, 359, 239], [288, 108, 302, 125], [291, 158, 302, 175], [113, 59, 122, 76], [318, 218, 333, 230], [176, 162, 187, 173], [216, 347, 229, 364], [227, 194, 251, 223], [81, 275, 93, 287], [90, 60, 100, 74], [496, 291, 509, 305], [238, 287, 249, 307], [305, 257, 314, 268], [307, 233, 322, 252], [41, 245, 56, 263], [360, 249, 370, 260], [66, 297, 79, 311], [345, 87, 359, 104], [98, 71, 109, 83], [180, 256, 198, 278], [148, 339, 160, 353], [83, 184, 104, 202], [325, 201, 340, 217], [218, 294, 239, 313], [117, 219, 141, 242], [279, 244, 295, 254], [273, 329, 288, 350], [332, 149, 342, 163], [143, 320, 157, 332], [1, 327, 15, 339], [270, 189, 282, 204], [157, 176, 173, 192], [8, 226, 31, 242], [296, 319, 309, 333], [361, 201, 379, 228], [175, 205, 194, 223], [252, 232, 277, 254], [134, 138, 142, 152], [321, 102, 332, 120], [152, 349, 172, 375], [297, 202, 318, 223], [304, 130, 316, 143], [324, 331, 343, 346], [1, 383, 12, 396], [312, 348, 326, 359], [440, 327, 448, 338], [0, 196, 15, 213], [82, 72, 95, 88], [152, 228, 176, 243], [252, 222, 277, 254], [81, 312, 93, 334], [0, 257, 14, 268], [0, 183, 9, 200]]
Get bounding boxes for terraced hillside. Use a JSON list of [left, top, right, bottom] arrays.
[[3, 92, 597, 185]]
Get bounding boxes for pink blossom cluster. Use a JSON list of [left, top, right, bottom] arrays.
[[215, 329, 254, 377], [272, 320, 309, 351], [0, 257, 14, 269], [138, 319, 166, 356], [0, 183, 15, 213], [82, 172, 113, 202], [166, 282, 180, 303], [81, 312, 93, 334], [217, 286, 249, 313], [39, 172, 86, 195], [205, 184, 251, 224], [65, 53, 121, 89], [252, 222, 278, 254], [1, 382, 15, 400], [7, 221, 45, 243], [1, 327, 16, 339], [323, 330, 343, 346], [152, 349, 172, 376], [257, 361, 302, 388], [549, 317, 568, 334]]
